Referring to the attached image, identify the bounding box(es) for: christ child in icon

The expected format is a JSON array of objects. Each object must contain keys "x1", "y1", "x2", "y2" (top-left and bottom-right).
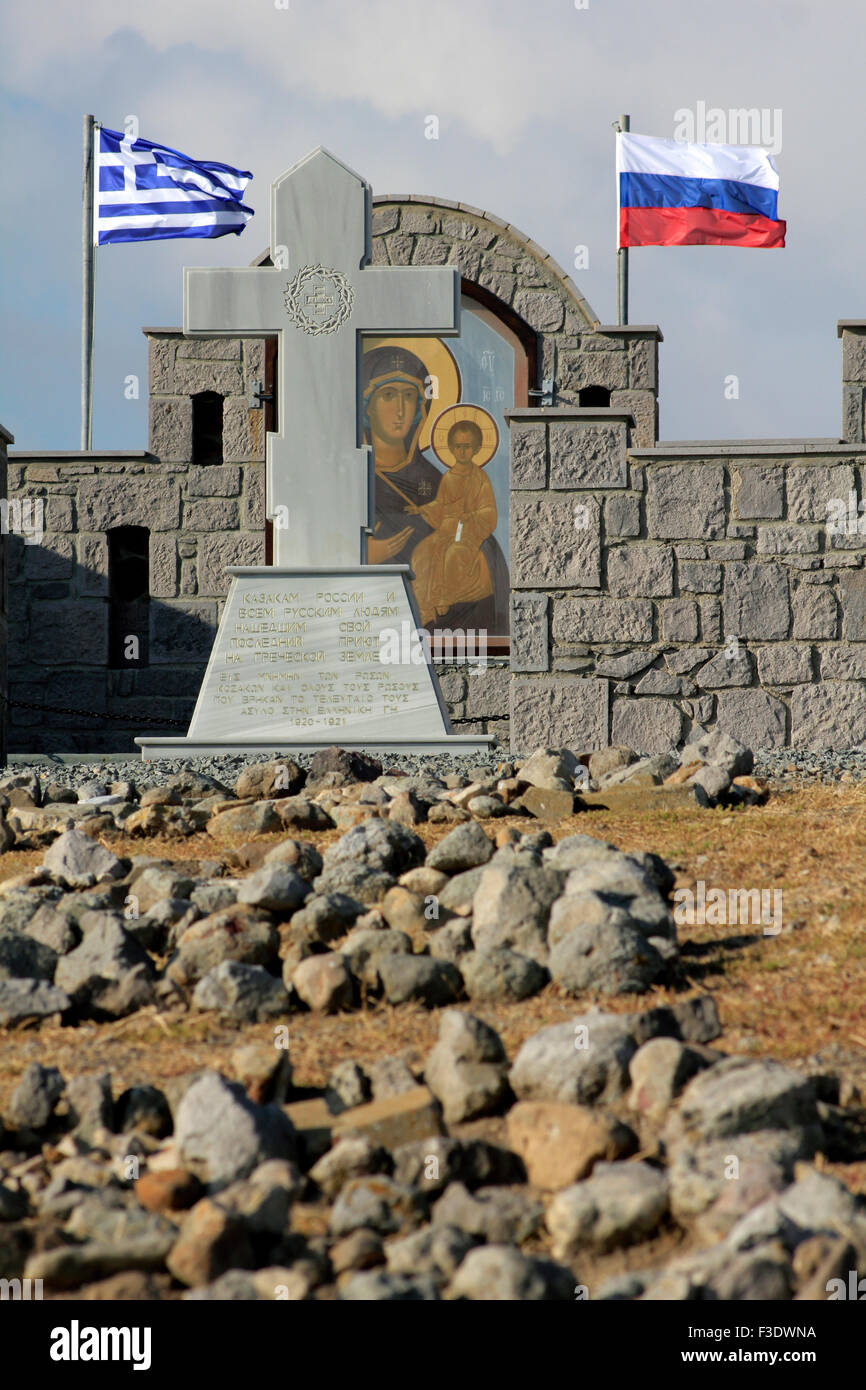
[{"x1": 406, "y1": 408, "x2": 499, "y2": 627}]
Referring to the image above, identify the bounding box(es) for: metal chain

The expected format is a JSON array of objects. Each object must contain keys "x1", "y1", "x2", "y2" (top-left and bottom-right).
[{"x1": 8, "y1": 698, "x2": 188, "y2": 729}]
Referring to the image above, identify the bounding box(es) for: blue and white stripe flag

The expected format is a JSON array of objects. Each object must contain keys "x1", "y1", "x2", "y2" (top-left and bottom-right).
[{"x1": 94, "y1": 126, "x2": 253, "y2": 245}]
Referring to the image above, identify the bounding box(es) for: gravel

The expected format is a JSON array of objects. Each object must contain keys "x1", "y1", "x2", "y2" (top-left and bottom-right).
[{"x1": 10, "y1": 753, "x2": 504, "y2": 797}]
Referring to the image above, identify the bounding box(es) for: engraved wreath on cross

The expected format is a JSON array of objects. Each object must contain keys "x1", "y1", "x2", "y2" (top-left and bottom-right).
[{"x1": 283, "y1": 263, "x2": 355, "y2": 335}]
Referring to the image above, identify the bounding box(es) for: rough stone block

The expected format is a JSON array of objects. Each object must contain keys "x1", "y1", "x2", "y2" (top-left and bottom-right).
[
  {"x1": 44, "y1": 495, "x2": 75, "y2": 533},
  {"x1": 170, "y1": 361, "x2": 244, "y2": 397},
  {"x1": 412, "y1": 237, "x2": 450, "y2": 267},
  {"x1": 149, "y1": 535, "x2": 178, "y2": 598},
  {"x1": 510, "y1": 423, "x2": 547, "y2": 489},
  {"x1": 549, "y1": 422, "x2": 628, "y2": 489},
  {"x1": 176, "y1": 338, "x2": 241, "y2": 361},
  {"x1": 24, "y1": 537, "x2": 74, "y2": 581},
  {"x1": 733, "y1": 466, "x2": 784, "y2": 520},
  {"x1": 647, "y1": 465, "x2": 726, "y2": 539},
  {"x1": 661, "y1": 599, "x2": 699, "y2": 643},
  {"x1": 512, "y1": 290, "x2": 565, "y2": 333},
  {"x1": 610, "y1": 697, "x2": 683, "y2": 753},
  {"x1": 604, "y1": 493, "x2": 641, "y2": 538},
  {"x1": 842, "y1": 332, "x2": 866, "y2": 383},
  {"x1": 821, "y1": 645, "x2": 866, "y2": 679},
  {"x1": 553, "y1": 597, "x2": 653, "y2": 644},
  {"x1": 148, "y1": 337, "x2": 177, "y2": 393},
  {"x1": 371, "y1": 207, "x2": 400, "y2": 235},
  {"x1": 787, "y1": 465, "x2": 855, "y2": 523},
  {"x1": 757, "y1": 645, "x2": 813, "y2": 685},
  {"x1": 198, "y1": 534, "x2": 265, "y2": 596},
  {"x1": 700, "y1": 598, "x2": 722, "y2": 642},
  {"x1": 607, "y1": 544, "x2": 673, "y2": 597},
  {"x1": 723, "y1": 562, "x2": 790, "y2": 640},
  {"x1": 792, "y1": 683, "x2": 866, "y2": 748},
  {"x1": 511, "y1": 594, "x2": 548, "y2": 672},
  {"x1": 30, "y1": 601, "x2": 107, "y2": 665},
  {"x1": 792, "y1": 584, "x2": 837, "y2": 639},
  {"x1": 628, "y1": 339, "x2": 657, "y2": 390},
  {"x1": 149, "y1": 398, "x2": 192, "y2": 461},
  {"x1": 715, "y1": 689, "x2": 787, "y2": 748},
  {"x1": 187, "y1": 466, "x2": 241, "y2": 498},
  {"x1": 222, "y1": 399, "x2": 262, "y2": 463},
  {"x1": 465, "y1": 666, "x2": 510, "y2": 718},
  {"x1": 560, "y1": 350, "x2": 628, "y2": 393},
  {"x1": 694, "y1": 647, "x2": 755, "y2": 688},
  {"x1": 184, "y1": 499, "x2": 240, "y2": 532},
  {"x1": 678, "y1": 560, "x2": 722, "y2": 594},
  {"x1": 244, "y1": 464, "x2": 266, "y2": 528},
  {"x1": 78, "y1": 535, "x2": 108, "y2": 596},
  {"x1": 756, "y1": 526, "x2": 821, "y2": 556},
  {"x1": 77, "y1": 477, "x2": 181, "y2": 533},
  {"x1": 842, "y1": 384, "x2": 864, "y2": 443},
  {"x1": 511, "y1": 496, "x2": 600, "y2": 588},
  {"x1": 609, "y1": 390, "x2": 658, "y2": 449},
  {"x1": 510, "y1": 677, "x2": 608, "y2": 754},
  {"x1": 841, "y1": 570, "x2": 866, "y2": 639},
  {"x1": 150, "y1": 601, "x2": 218, "y2": 664}
]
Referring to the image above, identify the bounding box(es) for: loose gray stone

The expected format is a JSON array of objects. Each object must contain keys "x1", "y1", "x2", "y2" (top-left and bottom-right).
[
  {"x1": 471, "y1": 859, "x2": 563, "y2": 964},
  {"x1": 549, "y1": 920, "x2": 666, "y2": 996},
  {"x1": 193, "y1": 960, "x2": 290, "y2": 1021},
  {"x1": 175, "y1": 1071, "x2": 296, "y2": 1189},
  {"x1": 43, "y1": 829, "x2": 126, "y2": 889},
  {"x1": 315, "y1": 819, "x2": 425, "y2": 900},
  {"x1": 459, "y1": 947, "x2": 548, "y2": 1000},
  {"x1": 236, "y1": 864, "x2": 310, "y2": 913},
  {"x1": 432, "y1": 1182, "x2": 543, "y2": 1244},
  {"x1": 547, "y1": 1161, "x2": 669, "y2": 1257},
  {"x1": 0, "y1": 926, "x2": 58, "y2": 982},
  {"x1": 55, "y1": 918, "x2": 155, "y2": 1018},
  {"x1": 375, "y1": 954, "x2": 463, "y2": 1008},
  {"x1": 6, "y1": 1063, "x2": 65, "y2": 1130},
  {"x1": 448, "y1": 1244, "x2": 574, "y2": 1301},
  {"x1": 509, "y1": 1010, "x2": 641, "y2": 1106},
  {"x1": 0, "y1": 978, "x2": 71, "y2": 1025},
  {"x1": 426, "y1": 821, "x2": 494, "y2": 874},
  {"x1": 663, "y1": 1058, "x2": 820, "y2": 1149}
]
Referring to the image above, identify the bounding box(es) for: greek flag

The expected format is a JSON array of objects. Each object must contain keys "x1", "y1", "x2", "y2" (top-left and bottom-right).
[{"x1": 95, "y1": 126, "x2": 253, "y2": 245}]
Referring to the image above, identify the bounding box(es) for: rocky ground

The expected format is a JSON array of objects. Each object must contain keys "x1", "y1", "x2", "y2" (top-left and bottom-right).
[{"x1": 0, "y1": 735, "x2": 864, "y2": 1301}]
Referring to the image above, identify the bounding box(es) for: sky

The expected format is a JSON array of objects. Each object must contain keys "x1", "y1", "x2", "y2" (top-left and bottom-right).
[{"x1": 0, "y1": 0, "x2": 862, "y2": 452}]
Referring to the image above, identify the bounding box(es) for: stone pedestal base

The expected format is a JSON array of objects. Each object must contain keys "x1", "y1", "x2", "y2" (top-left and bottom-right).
[{"x1": 136, "y1": 565, "x2": 494, "y2": 760}]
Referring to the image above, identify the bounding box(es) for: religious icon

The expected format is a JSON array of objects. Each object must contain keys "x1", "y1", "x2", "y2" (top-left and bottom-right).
[
  {"x1": 362, "y1": 335, "x2": 510, "y2": 636},
  {"x1": 406, "y1": 405, "x2": 499, "y2": 627}
]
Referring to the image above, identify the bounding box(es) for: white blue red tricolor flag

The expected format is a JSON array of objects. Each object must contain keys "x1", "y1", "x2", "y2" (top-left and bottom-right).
[
  {"x1": 617, "y1": 132, "x2": 785, "y2": 249},
  {"x1": 94, "y1": 126, "x2": 253, "y2": 245}
]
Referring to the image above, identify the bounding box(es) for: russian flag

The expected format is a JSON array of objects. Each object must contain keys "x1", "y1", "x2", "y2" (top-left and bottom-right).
[{"x1": 617, "y1": 132, "x2": 785, "y2": 249}]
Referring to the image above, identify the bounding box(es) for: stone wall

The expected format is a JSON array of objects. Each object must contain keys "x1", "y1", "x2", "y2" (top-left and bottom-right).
[
  {"x1": 7, "y1": 332, "x2": 265, "y2": 752},
  {"x1": 0, "y1": 423, "x2": 9, "y2": 765},
  {"x1": 508, "y1": 349, "x2": 866, "y2": 753}
]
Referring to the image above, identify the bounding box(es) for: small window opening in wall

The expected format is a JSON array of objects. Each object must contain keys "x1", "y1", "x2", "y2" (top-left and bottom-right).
[
  {"x1": 109, "y1": 526, "x2": 149, "y2": 669},
  {"x1": 192, "y1": 390, "x2": 224, "y2": 464},
  {"x1": 579, "y1": 385, "x2": 612, "y2": 407}
]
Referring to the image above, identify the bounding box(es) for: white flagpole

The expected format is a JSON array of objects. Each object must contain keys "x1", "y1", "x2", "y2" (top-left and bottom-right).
[
  {"x1": 80, "y1": 113, "x2": 96, "y2": 449},
  {"x1": 615, "y1": 112, "x2": 629, "y2": 326}
]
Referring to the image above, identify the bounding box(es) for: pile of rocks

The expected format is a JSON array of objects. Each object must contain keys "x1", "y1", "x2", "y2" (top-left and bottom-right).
[
  {"x1": 0, "y1": 783, "x2": 689, "y2": 1031},
  {"x1": 2, "y1": 736, "x2": 836, "y2": 1303},
  {"x1": 0, "y1": 732, "x2": 764, "y2": 860},
  {"x1": 2, "y1": 996, "x2": 864, "y2": 1300}
]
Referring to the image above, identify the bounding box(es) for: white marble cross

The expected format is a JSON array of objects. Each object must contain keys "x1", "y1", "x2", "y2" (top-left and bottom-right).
[{"x1": 184, "y1": 147, "x2": 460, "y2": 567}]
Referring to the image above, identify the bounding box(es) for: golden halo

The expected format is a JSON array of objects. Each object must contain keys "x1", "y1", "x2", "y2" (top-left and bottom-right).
[
  {"x1": 431, "y1": 404, "x2": 499, "y2": 469},
  {"x1": 363, "y1": 336, "x2": 461, "y2": 451}
]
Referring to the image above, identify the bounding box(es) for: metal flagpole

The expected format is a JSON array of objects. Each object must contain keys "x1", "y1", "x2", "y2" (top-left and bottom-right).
[
  {"x1": 80, "y1": 113, "x2": 96, "y2": 450},
  {"x1": 615, "y1": 112, "x2": 629, "y2": 326}
]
